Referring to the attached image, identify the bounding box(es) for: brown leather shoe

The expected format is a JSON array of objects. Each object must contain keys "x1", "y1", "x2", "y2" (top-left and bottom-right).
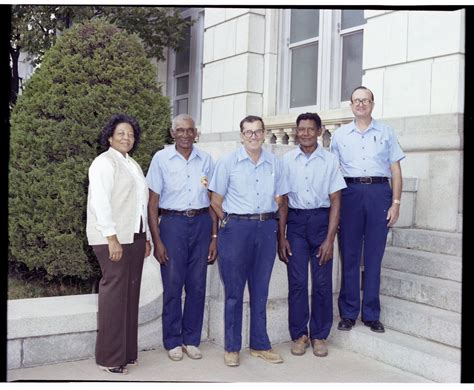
[
  {"x1": 250, "y1": 348, "x2": 283, "y2": 363},
  {"x1": 224, "y1": 351, "x2": 240, "y2": 367},
  {"x1": 312, "y1": 339, "x2": 328, "y2": 357},
  {"x1": 291, "y1": 335, "x2": 310, "y2": 356}
]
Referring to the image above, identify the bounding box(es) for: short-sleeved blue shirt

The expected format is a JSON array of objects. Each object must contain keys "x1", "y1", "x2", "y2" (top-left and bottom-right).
[
  {"x1": 283, "y1": 145, "x2": 347, "y2": 209},
  {"x1": 208, "y1": 146, "x2": 289, "y2": 214},
  {"x1": 146, "y1": 145, "x2": 214, "y2": 210},
  {"x1": 330, "y1": 119, "x2": 405, "y2": 177}
]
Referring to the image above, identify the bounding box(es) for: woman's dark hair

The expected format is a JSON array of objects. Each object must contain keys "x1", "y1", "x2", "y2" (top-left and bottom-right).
[
  {"x1": 296, "y1": 112, "x2": 322, "y2": 129},
  {"x1": 100, "y1": 114, "x2": 141, "y2": 154}
]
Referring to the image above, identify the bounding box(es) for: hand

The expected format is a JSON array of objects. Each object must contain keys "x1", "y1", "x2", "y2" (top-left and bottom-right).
[
  {"x1": 278, "y1": 237, "x2": 292, "y2": 263},
  {"x1": 316, "y1": 239, "x2": 333, "y2": 266},
  {"x1": 207, "y1": 237, "x2": 217, "y2": 263},
  {"x1": 386, "y1": 204, "x2": 400, "y2": 227},
  {"x1": 145, "y1": 240, "x2": 151, "y2": 258},
  {"x1": 107, "y1": 236, "x2": 123, "y2": 262},
  {"x1": 153, "y1": 240, "x2": 169, "y2": 265}
]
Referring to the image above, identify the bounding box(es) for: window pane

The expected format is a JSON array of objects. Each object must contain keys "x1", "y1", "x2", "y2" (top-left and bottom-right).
[
  {"x1": 341, "y1": 31, "x2": 363, "y2": 101},
  {"x1": 175, "y1": 20, "x2": 191, "y2": 75},
  {"x1": 290, "y1": 9, "x2": 319, "y2": 43},
  {"x1": 176, "y1": 75, "x2": 189, "y2": 96},
  {"x1": 290, "y1": 43, "x2": 318, "y2": 108},
  {"x1": 176, "y1": 98, "x2": 188, "y2": 115},
  {"x1": 341, "y1": 10, "x2": 366, "y2": 30}
]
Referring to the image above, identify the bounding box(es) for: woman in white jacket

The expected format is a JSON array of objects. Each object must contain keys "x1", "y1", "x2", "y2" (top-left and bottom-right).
[{"x1": 87, "y1": 114, "x2": 151, "y2": 374}]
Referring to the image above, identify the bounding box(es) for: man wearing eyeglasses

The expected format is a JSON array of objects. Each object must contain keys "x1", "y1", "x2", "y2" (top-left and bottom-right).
[
  {"x1": 146, "y1": 114, "x2": 218, "y2": 362},
  {"x1": 331, "y1": 86, "x2": 405, "y2": 334},
  {"x1": 278, "y1": 112, "x2": 346, "y2": 358},
  {"x1": 209, "y1": 115, "x2": 289, "y2": 367}
]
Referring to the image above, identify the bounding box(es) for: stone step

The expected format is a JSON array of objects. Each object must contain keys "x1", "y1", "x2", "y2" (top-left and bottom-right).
[
  {"x1": 380, "y1": 295, "x2": 461, "y2": 348},
  {"x1": 380, "y1": 268, "x2": 461, "y2": 313},
  {"x1": 391, "y1": 228, "x2": 462, "y2": 256},
  {"x1": 328, "y1": 320, "x2": 460, "y2": 382},
  {"x1": 383, "y1": 246, "x2": 461, "y2": 282}
]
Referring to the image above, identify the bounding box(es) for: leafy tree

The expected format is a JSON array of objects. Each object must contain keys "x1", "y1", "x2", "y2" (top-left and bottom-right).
[
  {"x1": 9, "y1": 19, "x2": 171, "y2": 286},
  {"x1": 10, "y1": 5, "x2": 192, "y2": 105}
]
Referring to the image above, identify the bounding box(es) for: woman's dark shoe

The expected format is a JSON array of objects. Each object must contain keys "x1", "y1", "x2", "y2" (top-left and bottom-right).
[
  {"x1": 126, "y1": 359, "x2": 137, "y2": 366},
  {"x1": 99, "y1": 365, "x2": 128, "y2": 374}
]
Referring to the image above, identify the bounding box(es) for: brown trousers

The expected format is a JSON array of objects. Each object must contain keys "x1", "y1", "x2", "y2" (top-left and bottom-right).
[{"x1": 93, "y1": 232, "x2": 146, "y2": 367}]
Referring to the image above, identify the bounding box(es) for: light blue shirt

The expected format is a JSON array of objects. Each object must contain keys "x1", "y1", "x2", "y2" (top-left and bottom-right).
[
  {"x1": 209, "y1": 146, "x2": 289, "y2": 214},
  {"x1": 283, "y1": 145, "x2": 347, "y2": 209},
  {"x1": 330, "y1": 119, "x2": 405, "y2": 177},
  {"x1": 146, "y1": 145, "x2": 214, "y2": 211}
]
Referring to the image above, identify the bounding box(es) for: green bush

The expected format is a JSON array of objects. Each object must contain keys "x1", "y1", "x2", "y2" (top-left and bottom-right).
[{"x1": 9, "y1": 19, "x2": 170, "y2": 285}]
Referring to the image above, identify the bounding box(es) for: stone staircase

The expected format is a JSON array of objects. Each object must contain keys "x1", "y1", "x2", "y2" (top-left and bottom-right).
[{"x1": 329, "y1": 227, "x2": 462, "y2": 383}]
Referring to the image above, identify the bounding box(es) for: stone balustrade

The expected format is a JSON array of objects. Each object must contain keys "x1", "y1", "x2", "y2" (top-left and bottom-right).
[{"x1": 263, "y1": 111, "x2": 354, "y2": 147}]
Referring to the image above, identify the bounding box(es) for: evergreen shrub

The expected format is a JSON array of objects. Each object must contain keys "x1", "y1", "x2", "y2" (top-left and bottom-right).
[{"x1": 9, "y1": 19, "x2": 170, "y2": 285}]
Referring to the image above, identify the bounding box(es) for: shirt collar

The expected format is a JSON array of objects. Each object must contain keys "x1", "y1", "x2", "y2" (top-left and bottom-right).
[
  {"x1": 237, "y1": 145, "x2": 270, "y2": 166},
  {"x1": 345, "y1": 118, "x2": 382, "y2": 134},
  {"x1": 168, "y1": 144, "x2": 200, "y2": 161},
  {"x1": 294, "y1": 144, "x2": 325, "y2": 161}
]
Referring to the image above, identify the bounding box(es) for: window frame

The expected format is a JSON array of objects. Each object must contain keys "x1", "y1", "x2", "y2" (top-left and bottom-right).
[
  {"x1": 278, "y1": 9, "x2": 366, "y2": 114},
  {"x1": 167, "y1": 8, "x2": 204, "y2": 123}
]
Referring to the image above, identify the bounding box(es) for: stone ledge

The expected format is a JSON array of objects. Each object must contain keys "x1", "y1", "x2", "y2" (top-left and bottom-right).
[{"x1": 7, "y1": 255, "x2": 163, "y2": 369}]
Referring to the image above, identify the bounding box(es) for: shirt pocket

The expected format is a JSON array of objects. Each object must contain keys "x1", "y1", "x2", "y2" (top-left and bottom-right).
[
  {"x1": 229, "y1": 167, "x2": 249, "y2": 196},
  {"x1": 166, "y1": 168, "x2": 186, "y2": 192},
  {"x1": 259, "y1": 168, "x2": 276, "y2": 197},
  {"x1": 338, "y1": 142, "x2": 354, "y2": 163}
]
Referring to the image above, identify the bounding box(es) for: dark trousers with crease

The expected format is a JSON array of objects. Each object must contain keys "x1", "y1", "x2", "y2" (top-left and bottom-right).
[
  {"x1": 93, "y1": 232, "x2": 146, "y2": 367},
  {"x1": 338, "y1": 182, "x2": 392, "y2": 322},
  {"x1": 159, "y1": 213, "x2": 212, "y2": 350},
  {"x1": 287, "y1": 208, "x2": 333, "y2": 341}
]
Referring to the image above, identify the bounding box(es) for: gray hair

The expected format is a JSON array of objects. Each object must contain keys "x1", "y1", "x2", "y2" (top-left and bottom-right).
[{"x1": 172, "y1": 114, "x2": 195, "y2": 130}]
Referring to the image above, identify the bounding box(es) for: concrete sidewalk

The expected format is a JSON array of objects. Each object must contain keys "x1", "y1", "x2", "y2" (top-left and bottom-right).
[{"x1": 7, "y1": 341, "x2": 431, "y2": 382}]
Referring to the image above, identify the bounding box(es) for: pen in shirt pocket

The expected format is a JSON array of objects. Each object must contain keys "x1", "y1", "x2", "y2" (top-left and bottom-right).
[{"x1": 374, "y1": 136, "x2": 376, "y2": 143}]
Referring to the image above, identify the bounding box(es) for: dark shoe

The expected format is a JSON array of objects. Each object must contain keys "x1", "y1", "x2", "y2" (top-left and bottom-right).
[
  {"x1": 363, "y1": 320, "x2": 385, "y2": 333},
  {"x1": 99, "y1": 365, "x2": 128, "y2": 374},
  {"x1": 337, "y1": 318, "x2": 355, "y2": 331},
  {"x1": 126, "y1": 359, "x2": 137, "y2": 366}
]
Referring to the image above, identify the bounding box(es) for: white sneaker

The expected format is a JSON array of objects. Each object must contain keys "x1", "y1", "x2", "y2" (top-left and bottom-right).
[
  {"x1": 168, "y1": 346, "x2": 183, "y2": 361},
  {"x1": 183, "y1": 345, "x2": 202, "y2": 359}
]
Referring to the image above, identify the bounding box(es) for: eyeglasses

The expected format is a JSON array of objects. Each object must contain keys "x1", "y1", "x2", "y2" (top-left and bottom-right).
[
  {"x1": 296, "y1": 127, "x2": 318, "y2": 134},
  {"x1": 352, "y1": 98, "x2": 372, "y2": 106},
  {"x1": 174, "y1": 127, "x2": 196, "y2": 136},
  {"x1": 242, "y1": 129, "x2": 265, "y2": 138}
]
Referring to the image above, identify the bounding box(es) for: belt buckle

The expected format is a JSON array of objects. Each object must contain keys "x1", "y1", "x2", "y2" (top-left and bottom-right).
[
  {"x1": 360, "y1": 176, "x2": 372, "y2": 184},
  {"x1": 259, "y1": 213, "x2": 265, "y2": 221},
  {"x1": 185, "y1": 209, "x2": 196, "y2": 217}
]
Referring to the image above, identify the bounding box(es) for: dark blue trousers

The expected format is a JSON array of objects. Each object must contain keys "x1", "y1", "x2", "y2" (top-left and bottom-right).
[
  {"x1": 217, "y1": 217, "x2": 278, "y2": 352},
  {"x1": 287, "y1": 208, "x2": 333, "y2": 341},
  {"x1": 159, "y1": 213, "x2": 211, "y2": 350},
  {"x1": 338, "y1": 182, "x2": 392, "y2": 321}
]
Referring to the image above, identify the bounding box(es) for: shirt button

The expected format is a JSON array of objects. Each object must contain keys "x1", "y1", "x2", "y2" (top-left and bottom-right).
[
  {"x1": 362, "y1": 147, "x2": 365, "y2": 150},
  {"x1": 257, "y1": 193, "x2": 259, "y2": 195},
  {"x1": 256, "y1": 179, "x2": 259, "y2": 182},
  {"x1": 305, "y1": 177, "x2": 308, "y2": 179},
  {"x1": 187, "y1": 175, "x2": 190, "y2": 178}
]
